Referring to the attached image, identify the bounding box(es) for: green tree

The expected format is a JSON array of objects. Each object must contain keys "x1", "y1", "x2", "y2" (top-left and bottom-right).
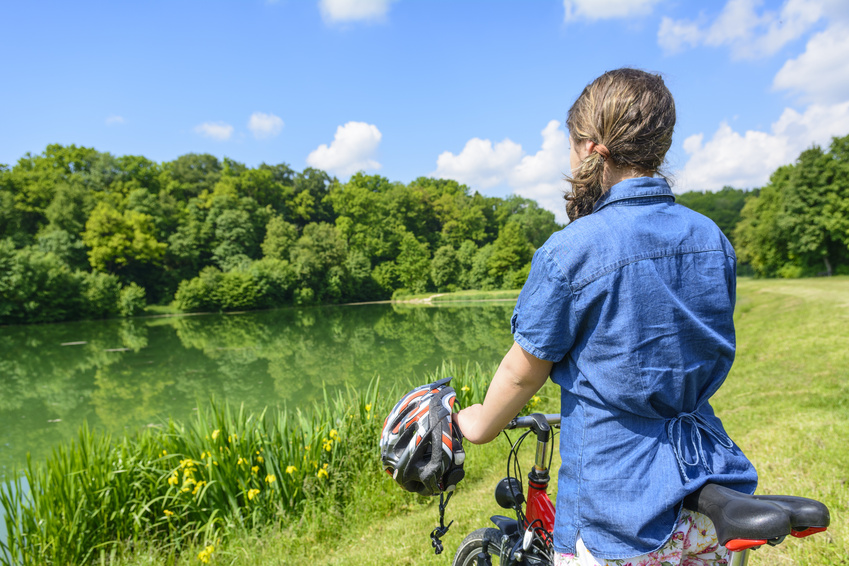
[
  {"x1": 488, "y1": 221, "x2": 533, "y2": 287},
  {"x1": 506, "y1": 196, "x2": 562, "y2": 248},
  {"x1": 212, "y1": 208, "x2": 259, "y2": 271},
  {"x1": 780, "y1": 144, "x2": 849, "y2": 275},
  {"x1": 82, "y1": 202, "x2": 167, "y2": 279},
  {"x1": 469, "y1": 243, "x2": 497, "y2": 290},
  {"x1": 395, "y1": 232, "x2": 431, "y2": 294},
  {"x1": 160, "y1": 153, "x2": 222, "y2": 201},
  {"x1": 261, "y1": 216, "x2": 299, "y2": 260},
  {"x1": 735, "y1": 169, "x2": 793, "y2": 277},
  {"x1": 431, "y1": 245, "x2": 459, "y2": 291},
  {"x1": 289, "y1": 222, "x2": 348, "y2": 302}
]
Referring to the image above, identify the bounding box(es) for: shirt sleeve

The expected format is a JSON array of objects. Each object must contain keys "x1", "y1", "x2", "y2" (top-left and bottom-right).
[{"x1": 511, "y1": 247, "x2": 576, "y2": 363}]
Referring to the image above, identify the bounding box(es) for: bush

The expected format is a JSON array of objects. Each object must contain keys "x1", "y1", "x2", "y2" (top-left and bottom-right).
[
  {"x1": 172, "y1": 261, "x2": 297, "y2": 313},
  {"x1": 0, "y1": 240, "x2": 83, "y2": 324},
  {"x1": 172, "y1": 267, "x2": 221, "y2": 312},
  {"x1": 119, "y1": 282, "x2": 147, "y2": 317},
  {"x1": 79, "y1": 270, "x2": 121, "y2": 319}
]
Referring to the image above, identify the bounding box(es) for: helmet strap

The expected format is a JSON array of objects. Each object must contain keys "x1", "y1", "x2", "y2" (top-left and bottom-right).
[{"x1": 429, "y1": 490, "x2": 454, "y2": 554}]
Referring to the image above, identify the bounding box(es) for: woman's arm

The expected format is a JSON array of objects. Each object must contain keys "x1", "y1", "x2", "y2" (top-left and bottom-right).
[{"x1": 455, "y1": 342, "x2": 553, "y2": 444}]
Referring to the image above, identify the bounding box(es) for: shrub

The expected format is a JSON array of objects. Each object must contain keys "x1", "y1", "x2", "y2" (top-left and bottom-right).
[
  {"x1": 119, "y1": 282, "x2": 147, "y2": 317},
  {"x1": 79, "y1": 270, "x2": 121, "y2": 319}
]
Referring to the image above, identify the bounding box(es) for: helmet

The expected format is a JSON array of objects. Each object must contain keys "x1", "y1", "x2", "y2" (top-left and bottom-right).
[{"x1": 380, "y1": 377, "x2": 466, "y2": 496}]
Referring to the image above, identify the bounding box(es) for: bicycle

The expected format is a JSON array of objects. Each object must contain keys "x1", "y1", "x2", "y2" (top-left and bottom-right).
[{"x1": 452, "y1": 413, "x2": 831, "y2": 566}]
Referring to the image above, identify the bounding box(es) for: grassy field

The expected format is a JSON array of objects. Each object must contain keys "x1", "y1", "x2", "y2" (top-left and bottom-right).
[{"x1": 10, "y1": 278, "x2": 849, "y2": 565}]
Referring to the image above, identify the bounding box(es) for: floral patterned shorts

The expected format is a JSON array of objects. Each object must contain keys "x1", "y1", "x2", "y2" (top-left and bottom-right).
[{"x1": 554, "y1": 509, "x2": 733, "y2": 566}]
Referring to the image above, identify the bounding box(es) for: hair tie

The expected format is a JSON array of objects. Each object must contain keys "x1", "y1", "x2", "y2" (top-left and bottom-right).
[{"x1": 593, "y1": 144, "x2": 611, "y2": 161}]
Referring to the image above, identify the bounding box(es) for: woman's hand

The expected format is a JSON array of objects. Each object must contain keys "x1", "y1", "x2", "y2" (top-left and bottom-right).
[
  {"x1": 454, "y1": 403, "x2": 487, "y2": 444},
  {"x1": 453, "y1": 342, "x2": 552, "y2": 445}
]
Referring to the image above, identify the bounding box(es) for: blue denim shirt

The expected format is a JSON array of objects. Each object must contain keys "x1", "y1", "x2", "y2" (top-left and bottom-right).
[{"x1": 511, "y1": 177, "x2": 757, "y2": 559}]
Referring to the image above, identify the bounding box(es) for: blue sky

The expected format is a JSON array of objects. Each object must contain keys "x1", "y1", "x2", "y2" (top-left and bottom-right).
[{"x1": 3, "y1": 0, "x2": 849, "y2": 222}]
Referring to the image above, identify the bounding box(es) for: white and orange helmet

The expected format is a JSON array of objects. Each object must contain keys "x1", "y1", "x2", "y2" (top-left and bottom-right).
[{"x1": 379, "y1": 377, "x2": 465, "y2": 496}]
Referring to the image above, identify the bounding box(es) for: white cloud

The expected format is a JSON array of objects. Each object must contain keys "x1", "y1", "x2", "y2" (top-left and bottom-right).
[
  {"x1": 306, "y1": 121, "x2": 382, "y2": 176},
  {"x1": 319, "y1": 0, "x2": 397, "y2": 23},
  {"x1": 773, "y1": 24, "x2": 849, "y2": 103},
  {"x1": 105, "y1": 115, "x2": 125, "y2": 126},
  {"x1": 433, "y1": 120, "x2": 572, "y2": 223},
  {"x1": 433, "y1": 138, "x2": 524, "y2": 189},
  {"x1": 676, "y1": 101, "x2": 849, "y2": 191},
  {"x1": 194, "y1": 122, "x2": 234, "y2": 141},
  {"x1": 658, "y1": 0, "x2": 827, "y2": 59},
  {"x1": 248, "y1": 112, "x2": 284, "y2": 139},
  {"x1": 564, "y1": 0, "x2": 662, "y2": 21}
]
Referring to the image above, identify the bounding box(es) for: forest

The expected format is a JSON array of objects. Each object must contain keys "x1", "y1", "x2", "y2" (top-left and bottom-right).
[
  {"x1": 0, "y1": 145, "x2": 560, "y2": 324},
  {"x1": 2, "y1": 134, "x2": 848, "y2": 325}
]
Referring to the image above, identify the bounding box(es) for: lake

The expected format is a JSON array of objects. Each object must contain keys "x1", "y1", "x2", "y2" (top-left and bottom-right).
[{"x1": 0, "y1": 301, "x2": 516, "y2": 480}]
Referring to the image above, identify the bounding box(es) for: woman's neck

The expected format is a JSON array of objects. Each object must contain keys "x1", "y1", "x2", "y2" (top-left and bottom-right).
[{"x1": 603, "y1": 163, "x2": 653, "y2": 190}]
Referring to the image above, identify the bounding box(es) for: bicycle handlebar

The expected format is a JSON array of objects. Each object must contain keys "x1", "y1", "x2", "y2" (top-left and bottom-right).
[{"x1": 506, "y1": 413, "x2": 561, "y2": 430}]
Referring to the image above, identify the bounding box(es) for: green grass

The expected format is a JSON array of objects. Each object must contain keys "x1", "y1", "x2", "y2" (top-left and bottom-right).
[
  {"x1": 5, "y1": 278, "x2": 848, "y2": 565},
  {"x1": 391, "y1": 289, "x2": 522, "y2": 303},
  {"x1": 143, "y1": 304, "x2": 186, "y2": 316},
  {"x1": 430, "y1": 289, "x2": 521, "y2": 302}
]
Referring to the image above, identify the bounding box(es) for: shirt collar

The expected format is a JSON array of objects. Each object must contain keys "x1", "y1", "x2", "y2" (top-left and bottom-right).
[{"x1": 592, "y1": 176, "x2": 675, "y2": 213}]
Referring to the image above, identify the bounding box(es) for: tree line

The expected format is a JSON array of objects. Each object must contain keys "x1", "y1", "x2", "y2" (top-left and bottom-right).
[
  {"x1": 3, "y1": 135, "x2": 847, "y2": 325},
  {"x1": 0, "y1": 145, "x2": 560, "y2": 324},
  {"x1": 669, "y1": 134, "x2": 849, "y2": 278}
]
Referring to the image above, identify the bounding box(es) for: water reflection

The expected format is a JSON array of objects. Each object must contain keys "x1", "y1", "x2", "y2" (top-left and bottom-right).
[{"x1": 0, "y1": 301, "x2": 515, "y2": 479}]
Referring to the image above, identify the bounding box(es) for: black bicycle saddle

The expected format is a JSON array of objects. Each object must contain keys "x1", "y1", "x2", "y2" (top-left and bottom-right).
[{"x1": 683, "y1": 483, "x2": 830, "y2": 550}]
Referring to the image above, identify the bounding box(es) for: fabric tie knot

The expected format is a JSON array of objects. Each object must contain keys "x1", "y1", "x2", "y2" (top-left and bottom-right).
[{"x1": 667, "y1": 412, "x2": 733, "y2": 481}]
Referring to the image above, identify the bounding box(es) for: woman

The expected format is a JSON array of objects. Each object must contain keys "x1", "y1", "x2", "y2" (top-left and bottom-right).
[{"x1": 455, "y1": 68, "x2": 757, "y2": 565}]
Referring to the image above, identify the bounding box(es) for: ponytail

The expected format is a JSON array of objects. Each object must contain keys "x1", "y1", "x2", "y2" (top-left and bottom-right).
[{"x1": 564, "y1": 69, "x2": 675, "y2": 222}]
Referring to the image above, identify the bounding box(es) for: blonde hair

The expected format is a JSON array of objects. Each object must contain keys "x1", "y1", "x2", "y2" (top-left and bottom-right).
[{"x1": 565, "y1": 68, "x2": 676, "y2": 221}]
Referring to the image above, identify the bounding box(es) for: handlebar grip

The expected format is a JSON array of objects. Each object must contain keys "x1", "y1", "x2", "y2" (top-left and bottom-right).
[{"x1": 505, "y1": 413, "x2": 561, "y2": 430}]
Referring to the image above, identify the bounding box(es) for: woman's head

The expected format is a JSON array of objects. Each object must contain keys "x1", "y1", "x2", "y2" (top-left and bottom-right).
[{"x1": 565, "y1": 68, "x2": 676, "y2": 221}]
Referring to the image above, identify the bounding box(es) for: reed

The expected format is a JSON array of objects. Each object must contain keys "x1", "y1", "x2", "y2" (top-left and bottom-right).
[{"x1": 0, "y1": 362, "x2": 501, "y2": 565}]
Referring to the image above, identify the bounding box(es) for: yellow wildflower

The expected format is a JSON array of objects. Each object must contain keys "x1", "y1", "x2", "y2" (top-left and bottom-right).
[
  {"x1": 237, "y1": 457, "x2": 245, "y2": 466},
  {"x1": 322, "y1": 438, "x2": 333, "y2": 452},
  {"x1": 286, "y1": 465, "x2": 297, "y2": 474},
  {"x1": 161, "y1": 449, "x2": 168, "y2": 456},
  {"x1": 257, "y1": 455, "x2": 264, "y2": 463},
  {"x1": 168, "y1": 474, "x2": 179, "y2": 486},
  {"x1": 329, "y1": 429, "x2": 338, "y2": 440},
  {"x1": 192, "y1": 481, "x2": 206, "y2": 495},
  {"x1": 198, "y1": 544, "x2": 215, "y2": 563},
  {"x1": 323, "y1": 463, "x2": 329, "y2": 469},
  {"x1": 265, "y1": 474, "x2": 276, "y2": 484},
  {"x1": 163, "y1": 509, "x2": 174, "y2": 517},
  {"x1": 247, "y1": 488, "x2": 260, "y2": 501},
  {"x1": 461, "y1": 386, "x2": 470, "y2": 392},
  {"x1": 317, "y1": 468, "x2": 328, "y2": 479},
  {"x1": 365, "y1": 403, "x2": 371, "y2": 412},
  {"x1": 211, "y1": 429, "x2": 220, "y2": 440},
  {"x1": 251, "y1": 466, "x2": 259, "y2": 474}
]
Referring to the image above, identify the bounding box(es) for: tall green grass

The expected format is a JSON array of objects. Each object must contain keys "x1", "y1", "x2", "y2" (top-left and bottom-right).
[{"x1": 0, "y1": 362, "x2": 507, "y2": 565}]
